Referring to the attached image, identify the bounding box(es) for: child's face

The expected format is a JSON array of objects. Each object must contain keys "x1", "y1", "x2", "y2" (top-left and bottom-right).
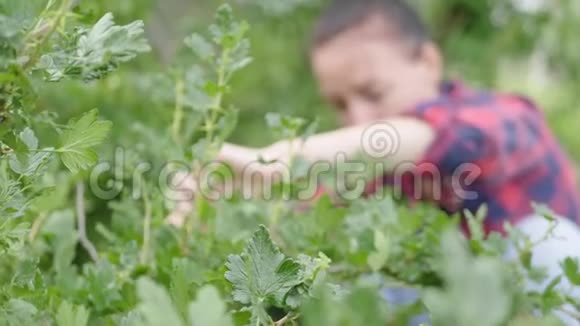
[{"x1": 312, "y1": 15, "x2": 443, "y2": 126}]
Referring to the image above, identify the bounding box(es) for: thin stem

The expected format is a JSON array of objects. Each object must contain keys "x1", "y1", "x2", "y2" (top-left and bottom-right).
[
  {"x1": 23, "y1": 0, "x2": 73, "y2": 71},
  {"x1": 268, "y1": 135, "x2": 298, "y2": 249},
  {"x1": 76, "y1": 181, "x2": 99, "y2": 262},
  {"x1": 205, "y1": 48, "x2": 229, "y2": 143},
  {"x1": 171, "y1": 77, "x2": 185, "y2": 145},
  {"x1": 140, "y1": 183, "x2": 153, "y2": 265},
  {"x1": 28, "y1": 213, "x2": 48, "y2": 242},
  {"x1": 268, "y1": 201, "x2": 287, "y2": 251},
  {"x1": 183, "y1": 165, "x2": 202, "y2": 246},
  {"x1": 274, "y1": 313, "x2": 299, "y2": 326},
  {"x1": 30, "y1": 148, "x2": 58, "y2": 153}
]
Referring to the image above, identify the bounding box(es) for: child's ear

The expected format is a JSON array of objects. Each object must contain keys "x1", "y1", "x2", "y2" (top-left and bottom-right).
[{"x1": 419, "y1": 42, "x2": 443, "y2": 77}]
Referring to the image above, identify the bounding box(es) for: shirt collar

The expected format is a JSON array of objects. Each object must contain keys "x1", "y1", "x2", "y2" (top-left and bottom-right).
[{"x1": 440, "y1": 79, "x2": 472, "y2": 99}]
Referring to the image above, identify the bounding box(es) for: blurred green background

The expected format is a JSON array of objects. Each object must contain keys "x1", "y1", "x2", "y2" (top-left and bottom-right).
[{"x1": 37, "y1": 0, "x2": 580, "y2": 165}]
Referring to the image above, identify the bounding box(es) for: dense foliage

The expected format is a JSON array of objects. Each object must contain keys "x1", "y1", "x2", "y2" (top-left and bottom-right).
[{"x1": 1, "y1": 1, "x2": 580, "y2": 325}]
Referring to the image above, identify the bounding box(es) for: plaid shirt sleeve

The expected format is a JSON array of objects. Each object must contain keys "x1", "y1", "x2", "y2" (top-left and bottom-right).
[
  {"x1": 403, "y1": 89, "x2": 546, "y2": 185},
  {"x1": 398, "y1": 82, "x2": 580, "y2": 234}
]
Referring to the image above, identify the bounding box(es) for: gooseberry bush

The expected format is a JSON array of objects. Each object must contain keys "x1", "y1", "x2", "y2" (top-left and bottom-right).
[{"x1": 1, "y1": 1, "x2": 580, "y2": 325}]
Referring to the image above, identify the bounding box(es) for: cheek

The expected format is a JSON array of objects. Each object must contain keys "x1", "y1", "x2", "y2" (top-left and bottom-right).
[
  {"x1": 389, "y1": 89, "x2": 414, "y2": 110},
  {"x1": 387, "y1": 82, "x2": 428, "y2": 114}
]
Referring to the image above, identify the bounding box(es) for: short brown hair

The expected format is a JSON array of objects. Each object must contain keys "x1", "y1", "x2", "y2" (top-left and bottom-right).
[{"x1": 312, "y1": 0, "x2": 430, "y2": 49}]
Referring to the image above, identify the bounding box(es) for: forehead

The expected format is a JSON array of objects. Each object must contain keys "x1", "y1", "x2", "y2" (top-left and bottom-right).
[
  {"x1": 313, "y1": 15, "x2": 407, "y2": 69},
  {"x1": 311, "y1": 21, "x2": 408, "y2": 93}
]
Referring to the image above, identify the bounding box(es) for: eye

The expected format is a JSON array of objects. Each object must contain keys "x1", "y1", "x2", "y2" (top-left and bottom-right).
[
  {"x1": 360, "y1": 86, "x2": 384, "y2": 104},
  {"x1": 330, "y1": 97, "x2": 346, "y2": 111}
]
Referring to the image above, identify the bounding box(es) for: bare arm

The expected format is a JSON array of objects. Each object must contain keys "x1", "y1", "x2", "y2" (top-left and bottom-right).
[
  {"x1": 166, "y1": 117, "x2": 435, "y2": 226},
  {"x1": 220, "y1": 117, "x2": 435, "y2": 174}
]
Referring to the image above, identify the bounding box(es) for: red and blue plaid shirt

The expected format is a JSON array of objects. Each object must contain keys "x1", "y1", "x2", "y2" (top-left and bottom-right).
[{"x1": 363, "y1": 80, "x2": 580, "y2": 236}]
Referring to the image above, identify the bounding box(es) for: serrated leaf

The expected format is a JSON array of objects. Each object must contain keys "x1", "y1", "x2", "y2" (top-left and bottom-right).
[
  {"x1": 188, "y1": 285, "x2": 233, "y2": 326},
  {"x1": 118, "y1": 311, "x2": 143, "y2": 326},
  {"x1": 19, "y1": 127, "x2": 37, "y2": 150},
  {"x1": 302, "y1": 284, "x2": 387, "y2": 326},
  {"x1": 38, "y1": 12, "x2": 151, "y2": 81},
  {"x1": 78, "y1": 13, "x2": 151, "y2": 63},
  {"x1": 58, "y1": 109, "x2": 112, "y2": 174},
  {"x1": 265, "y1": 113, "x2": 282, "y2": 130},
  {"x1": 136, "y1": 277, "x2": 184, "y2": 326},
  {"x1": 298, "y1": 252, "x2": 331, "y2": 281},
  {"x1": 203, "y1": 81, "x2": 221, "y2": 97},
  {"x1": 7, "y1": 127, "x2": 51, "y2": 177},
  {"x1": 170, "y1": 258, "x2": 206, "y2": 318},
  {"x1": 55, "y1": 301, "x2": 90, "y2": 326},
  {"x1": 0, "y1": 1, "x2": 40, "y2": 40},
  {"x1": 217, "y1": 108, "x2": 238, "y2": 140},
  {"x1": 225, "y1": 225, "x2": 302, "y2": 325},
  {"x1": 301, "y1": 118, "x2": 319, "y2": 142},
  {"x1": 531, "y1": 202, "x2": 557, "y2": 222},
  {"x1": 8, "y1": 151, "x2": 51, "y2": 177},
  {"x1": 422, "y1": 230, "x2": 513, "y2": 326},
  {"x1": 215, "y1": 4, "x2": 235, "y2": 35},
  {"x1": 265, "y1": 113, "x2": 310, "y2": 139},
  {"x1": 184, "y1": 33, "x2": 215, "y2": 60},
  {"x1": 0, "y1": 161, "x2": 27, "y2": 217},
  {"x1": 227, "y1": 56, "x2": 253, "y2": 75},
  {"x1": 3, "y1": 299, "x2": 38, "y2": 324},
  {"x1": 83, "y1": 260, "x2": 123, "y2": 312}
]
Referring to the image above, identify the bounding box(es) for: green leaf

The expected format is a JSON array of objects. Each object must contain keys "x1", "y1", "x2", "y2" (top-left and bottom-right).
[
  {"x1": 118, "y1": 311, "x2": 143, "y2": 326},
  {"x1": 55, "y1": 301, "x2": 90, "y2": 326},
  {"x1": 184, "y1": 33, "x2": 215, "y2": 60},
  {"x1": 83, "y1": 260, "x2": 123, "y2": 312},
  {"x1": 464, "y1": 205, "x2": 487, "y2": 242},
  {"x1": 170, "y1": 258, "x2": 206, "y2": 318},
  {"x1": 265, "y1": 112, "x2": 282, "y2": 130},
  {"x1": 214, "y1": 4, "x2": 235, "y2": 41},
  {"x1": 19, "y1": 127, "x2": 38, "y2": 150},
  {"x1": 531, "y1": 202, "x2": 557, "y2": 222},
  {"x1": 217, "y1": 107, "x2": 239, "y2": 140},
  {"x1": 561, "y1": 257, "x2": 580, "y2": 286},
  {"x1": 42, "y1": 210, "x2": 78, "y2": 275},
  {"x1": 203, "y1": 81, "x2": 221, "y2": 97},
  {"x1": 297, "y1": 252, "x2": 331, "y2": 282},
  {"x1": 3, "y1": 299, "x2": 38, "y2": 325},
  {"x1": 301, "y1": 118, "x2": 319, "y2": 142},
  {"x1": 8, "y1": 127, "x2": 51, "y2": 177},
  {"x1": 225, "y1": 225, "x2": 302, "y2": 325},
  {"x1": 0, "y1": 161, "x2": 27, "y2": 217},
  {"x1": 368, "y1": 229, "x2": 390, "y2": 272},
  {"x1": 78, "y1": 12, "x2": 151, "y2": 62},
  {"x1": 136, "y1": 277, "x2": 184, "y2": 326},
  {"x1": 8, "y1": 151, "x2": 51, "y2": 177},
  {"x1": 509, "y1": 314, "x2": 566, "y2": 326},
  {"x1": 0, "y1": 1, "x2": 40, "y2": 42},
  {"x1": 302, "y1": 284, "x2": 387, "y2": 326},
  {"x1": 188, "y1": 285, "x2": 233, "y2": 326},
  {"x1": 422, "y1": 230, "x2": 513, "y2": 326},
  {"x1": 39, "y1": 12, "x2": 151, "y2": 81},
  {"x1": 58, "y1": 109, "x2": 112, "y2": 174},
  {"x1": 265, "y1": 113, "x2": 308, "y2": 139}
]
